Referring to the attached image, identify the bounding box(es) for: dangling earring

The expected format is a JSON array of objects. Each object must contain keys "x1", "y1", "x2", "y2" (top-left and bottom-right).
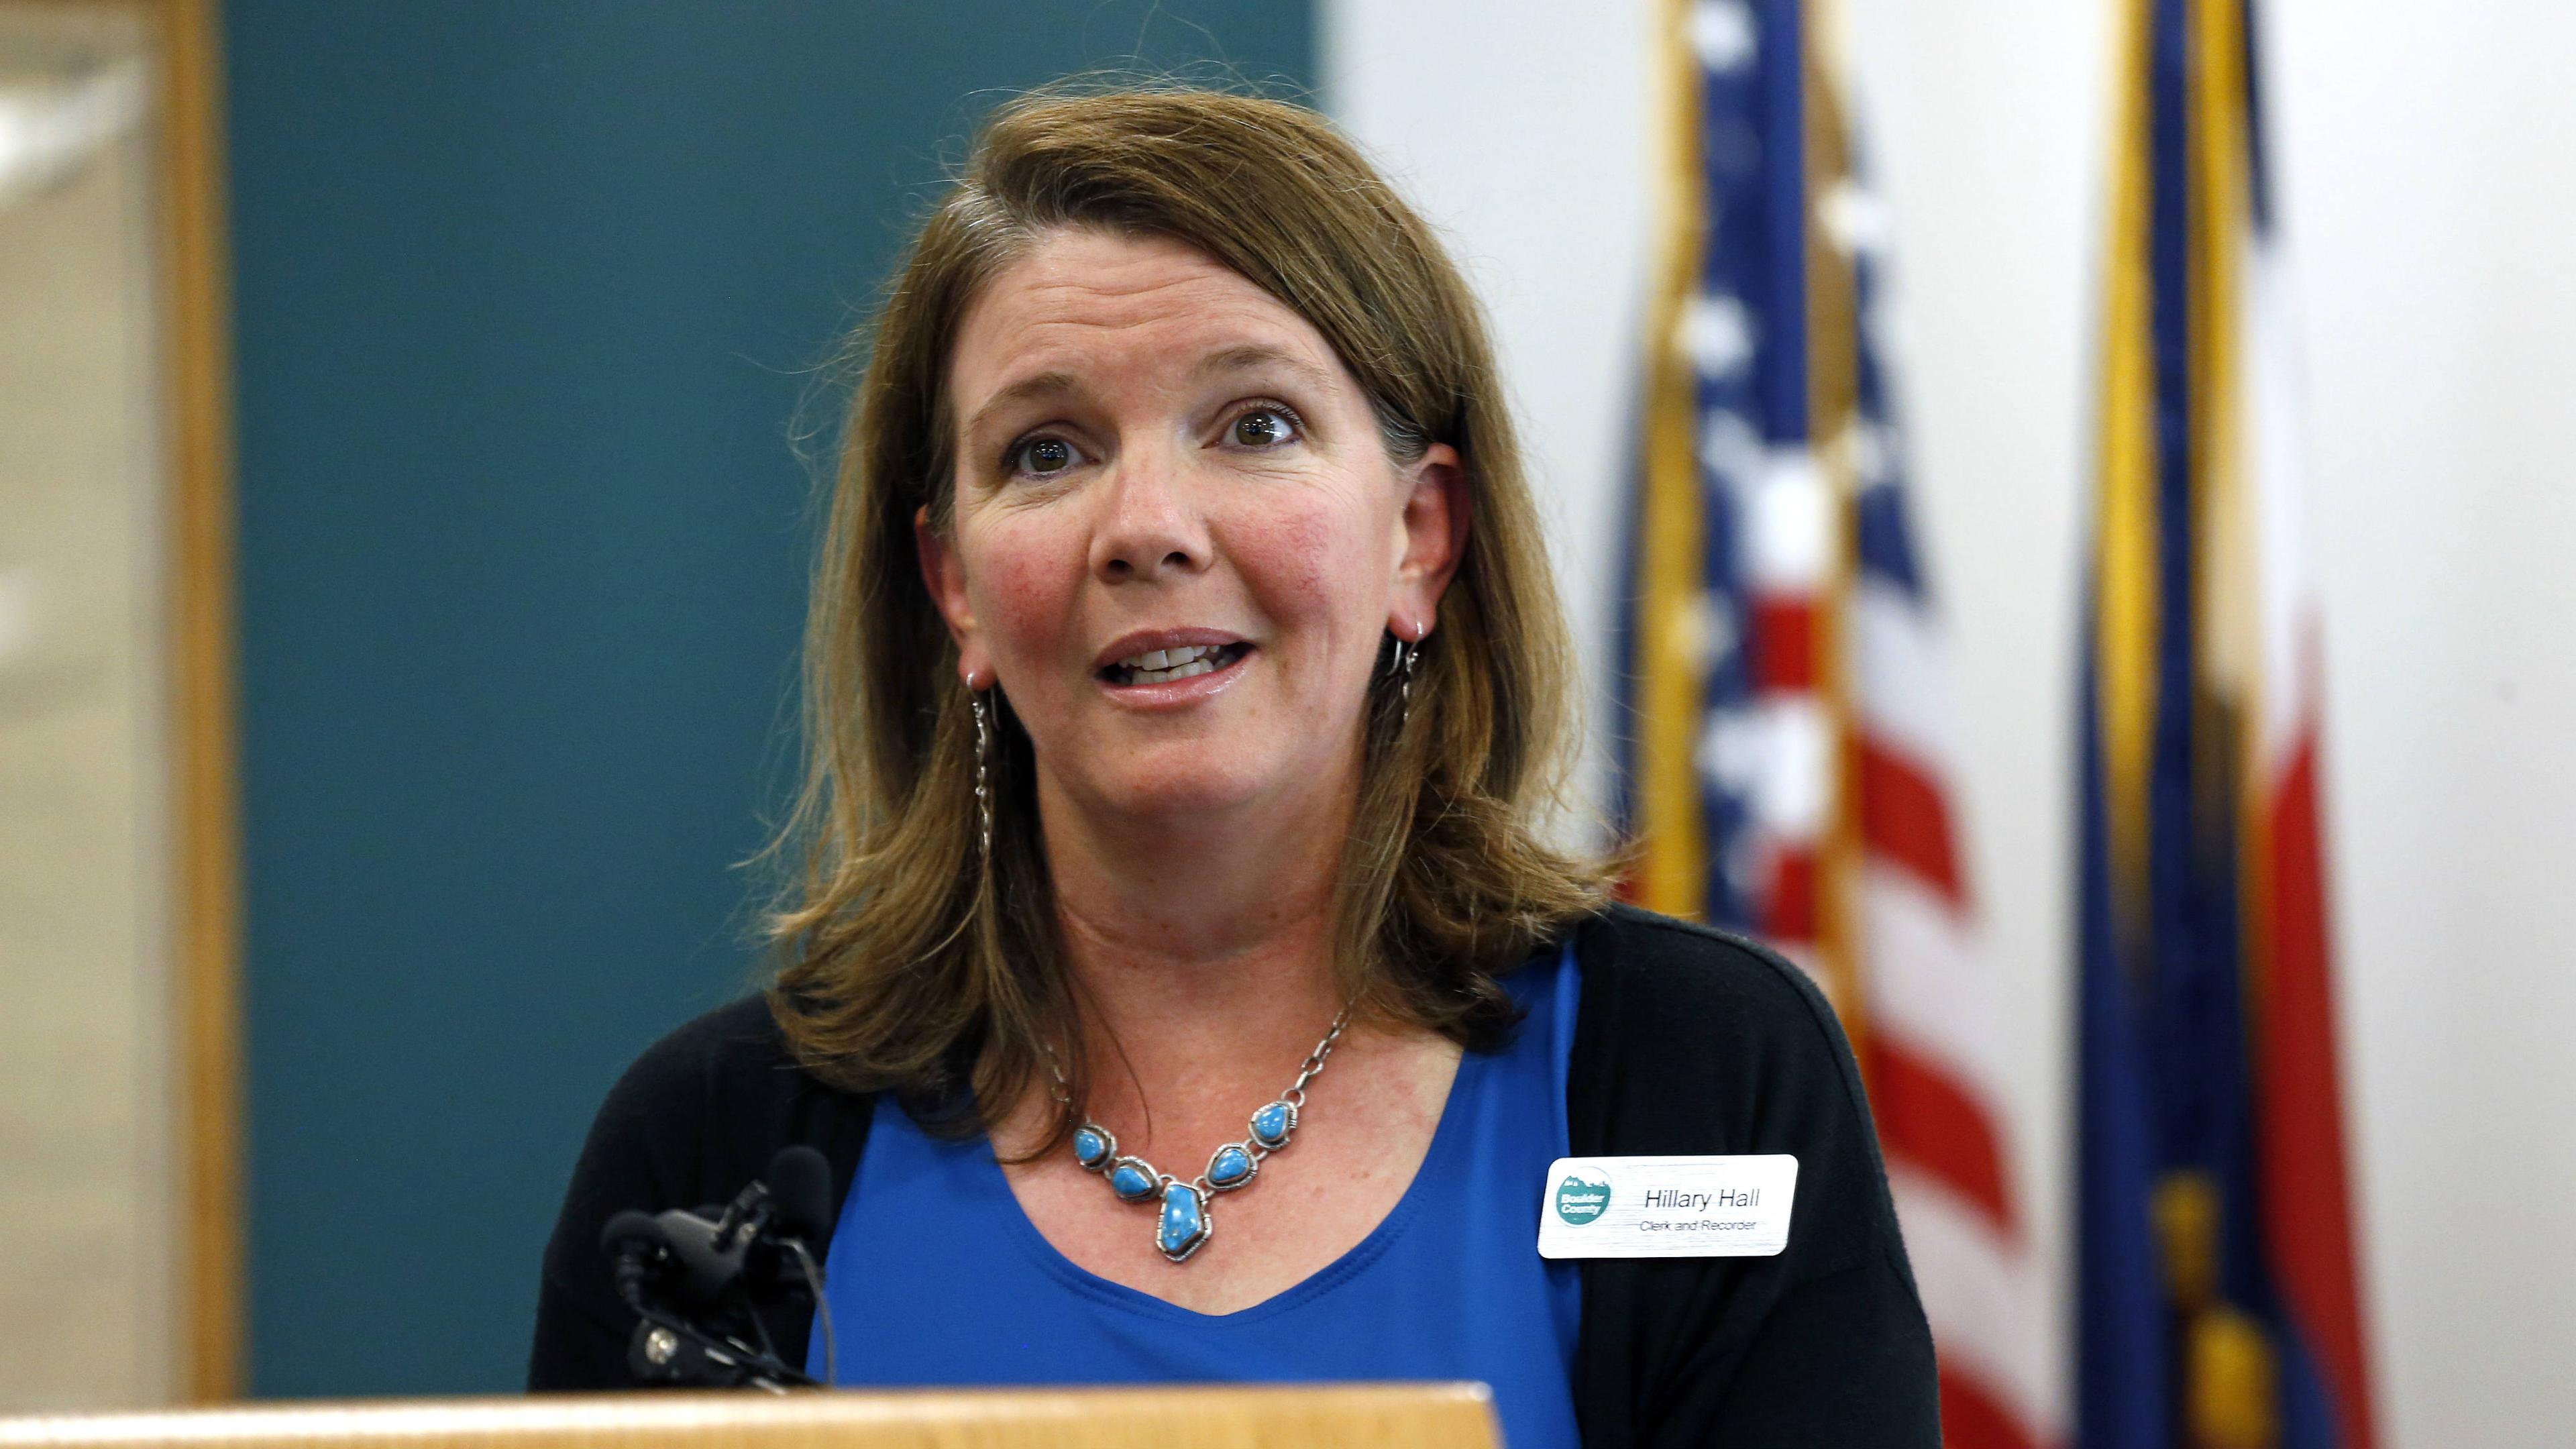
[
  {"x1": 1385, "y1": 628, "x2": 1421, "y2": 731},
  {"x1": 969, "y1": 690, "x2": 994, "y2": 864}
]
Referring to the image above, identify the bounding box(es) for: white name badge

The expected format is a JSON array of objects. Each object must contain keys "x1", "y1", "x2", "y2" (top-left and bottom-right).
[{"x1": 1536, "y1": 1155, "x2": 1799, "y2": 1259}]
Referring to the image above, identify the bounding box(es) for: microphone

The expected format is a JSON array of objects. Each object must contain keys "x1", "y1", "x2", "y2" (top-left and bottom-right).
[
  {"x1": 597, "y1": 1148, "x2": 834, "y2": 1389},
  {"x1": 765, "y1": 1146, "x2": 833, "y2": 1244},
  {"x1": 600, "y1": 1208, "x2": 666, "y2": 1297},
  {"x1": 655, "y1": 1206, "x2": 754, "y2": 1311},
  {"x1": 761, "y1": 1146, "x2": 837, "y2": 1376},
  {"x1": 600, "y1": 1208, "x2": 664, "y2": 1259}
]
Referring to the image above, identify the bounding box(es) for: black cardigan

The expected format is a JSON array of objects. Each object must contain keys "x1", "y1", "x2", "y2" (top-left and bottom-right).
[{"x1": 529, "y1": 904, "x2": 1939, "y2": 1446}]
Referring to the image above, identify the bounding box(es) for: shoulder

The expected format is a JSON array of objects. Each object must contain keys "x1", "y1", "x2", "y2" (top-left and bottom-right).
[
  {"x1": 540, "y1": 994, "x2": 871, "y2": 1304},
  {"x1": 1570, "y1": 902, "x2": 1863, "y2": 1101},
  {"x1": 1556, "y1": 909, "x2": 1934, "y2": 1437},
  {"x1": 1566, "y1": 904, "x2": 1894, "y2": 1268},
  {"x1": 558, "y1": 994, "x2": 871, "y2": 1248},
  {"x1": 1574, "y1": 902, "x2": 1839, "y2": 1013},
  {"x1": 592, "y1": 994, "x2": 800, "y2": 1136}
]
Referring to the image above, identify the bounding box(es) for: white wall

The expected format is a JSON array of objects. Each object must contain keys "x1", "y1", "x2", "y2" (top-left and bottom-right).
[{"x1": 1324, "y1": 2, "x2": 2576, "y2": 1445}]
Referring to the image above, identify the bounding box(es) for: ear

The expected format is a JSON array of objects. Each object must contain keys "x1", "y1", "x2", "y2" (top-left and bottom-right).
[
  {"x1": 1391, "y1": 443, "x2": 1469, "y2": 639},
  {"x1": 915, "y1": 504, "x2": 995, "y2": 688}
]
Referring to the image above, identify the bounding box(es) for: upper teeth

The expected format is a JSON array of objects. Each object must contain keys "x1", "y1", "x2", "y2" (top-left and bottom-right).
[{"x1": 1118, "y1": 644, "x2": 1223, "y2": 672}]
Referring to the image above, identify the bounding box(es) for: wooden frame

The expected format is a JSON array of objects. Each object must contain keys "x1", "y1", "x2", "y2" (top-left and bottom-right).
[
  {"x1": 154, "y1": 0, "x2": 244, "y2": 1402},
  {"x1": 0, "y1": 1386, "x2": 1503, "y2": 1449}
]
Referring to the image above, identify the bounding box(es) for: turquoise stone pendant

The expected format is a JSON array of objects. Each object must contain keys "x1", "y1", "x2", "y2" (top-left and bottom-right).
[
  {"x1": 1108, "y1": 1157, "x2": 1160, "y2": 1202},
  {"x1": 1205, "y1": 1143, "x2": 1256, "y2": 1191},
  {"x1": 1053, "y1": 1000, "x2": 1350, "y2": 1265},
  {"x1": 1249, "y1": 1099, "x2": 1298, "y2": 1149},
  {"x1": 1157, "y1": 1181, "x2": 1212, "y2": 1261}
]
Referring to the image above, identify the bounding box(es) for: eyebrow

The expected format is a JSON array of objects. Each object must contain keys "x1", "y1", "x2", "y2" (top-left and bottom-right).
[
  {"x1": 959, "y1": 343, "x2": 1340, "y2": 444},
  {"x1": 961, "y1": 370, "x2": 1082, "y2": 444},
  {"x1": 1195, "y1": 343, "x2": 1340, "y2": 394}
]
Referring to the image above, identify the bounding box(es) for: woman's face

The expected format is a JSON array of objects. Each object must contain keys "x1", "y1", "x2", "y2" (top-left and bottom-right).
[{"x1": 918, "y1": 227, "x2": 1464, "y2": 833}]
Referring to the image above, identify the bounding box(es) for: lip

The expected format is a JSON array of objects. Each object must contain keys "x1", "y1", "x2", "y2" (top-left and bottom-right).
[
  {"x1": 1090, "y1": 627, "x2": 1250, "y2": 674},
  {"x1": 1090, "y1": 628, "x2": 1254, "y2": 710}
]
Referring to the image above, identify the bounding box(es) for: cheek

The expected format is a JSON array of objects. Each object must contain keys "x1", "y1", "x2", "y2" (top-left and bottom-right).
[
  {"x1": 1226, "y1": 487, "x2": 1395, "y2": 633},
  {"x1": 963, "y1": 517, "x2": 1082, "y2": 665}
]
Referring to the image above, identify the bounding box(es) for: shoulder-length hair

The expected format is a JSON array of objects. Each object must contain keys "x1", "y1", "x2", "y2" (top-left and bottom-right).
[{"x1": 766, "y1": 84, "x2": 1605, "y2": 1140}]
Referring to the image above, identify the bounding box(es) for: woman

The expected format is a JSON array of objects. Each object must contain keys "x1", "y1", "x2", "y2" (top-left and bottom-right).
[{"x1": 531, "y1": 87, "x2": 1937, "y2": 1447}]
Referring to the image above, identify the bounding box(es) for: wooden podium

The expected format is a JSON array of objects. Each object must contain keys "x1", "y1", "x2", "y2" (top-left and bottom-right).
[{"x1": 0, "y1": 1385, "x2": 1502, "y2": 1449}]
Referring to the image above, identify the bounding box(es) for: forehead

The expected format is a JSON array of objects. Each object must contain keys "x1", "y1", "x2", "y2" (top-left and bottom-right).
[{"x1": 948, "y1": 229, "x2": 1342, "y2": 405}]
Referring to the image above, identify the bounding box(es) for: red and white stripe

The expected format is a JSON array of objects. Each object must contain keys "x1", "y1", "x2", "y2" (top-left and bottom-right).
[
  {"x1": 1858, "y1": 582, "x2": 2053, "y2": 1449},
  {"x1": 1732, "y1": 451, "x2": 2055, "y2": 1448}
]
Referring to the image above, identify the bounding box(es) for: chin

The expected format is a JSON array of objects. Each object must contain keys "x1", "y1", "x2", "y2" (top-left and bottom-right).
[
  {"x1": 1095, "y1": 763, "x2": 1264, "y2": 820},
  {"x1": 1050, "y1": 721, "x2": 1358, "y2": 825}
]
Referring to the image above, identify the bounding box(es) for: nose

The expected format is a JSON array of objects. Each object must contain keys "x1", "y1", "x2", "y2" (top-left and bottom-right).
[{"x1": 1090, "y1": 443, "x2": 1209, "y2": 584}]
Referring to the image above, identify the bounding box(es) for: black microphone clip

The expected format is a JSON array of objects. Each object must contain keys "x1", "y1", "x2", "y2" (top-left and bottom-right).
[{"x1": 596, "y1": 1147, "x2": 836, "y2": 1391}]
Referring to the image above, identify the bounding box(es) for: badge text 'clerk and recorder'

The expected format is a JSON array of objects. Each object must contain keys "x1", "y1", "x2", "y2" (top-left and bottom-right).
[{"x1": 1536, "y1": 1155, "x2": 1800, "y2": 1259}]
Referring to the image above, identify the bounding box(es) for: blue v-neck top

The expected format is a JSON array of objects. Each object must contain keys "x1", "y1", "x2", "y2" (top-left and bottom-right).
[{"x1": 808, "y1": 943, "x2": 1584, "y2": 1449}]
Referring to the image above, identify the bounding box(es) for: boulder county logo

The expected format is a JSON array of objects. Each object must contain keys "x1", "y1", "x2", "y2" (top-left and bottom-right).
[{"x1": 1554, "y1": 1171, "x2": 1612, "y2": 1226}]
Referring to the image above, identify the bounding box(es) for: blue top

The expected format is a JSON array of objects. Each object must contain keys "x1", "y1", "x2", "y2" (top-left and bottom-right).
[{"x1": 810, "y1": 942, "x2": 1585, "y2": 1449}]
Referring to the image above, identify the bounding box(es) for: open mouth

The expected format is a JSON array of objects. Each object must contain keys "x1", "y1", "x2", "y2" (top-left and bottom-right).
[{"x1": 1098, "y1": 641, "x2": 1253, "y2": 688}]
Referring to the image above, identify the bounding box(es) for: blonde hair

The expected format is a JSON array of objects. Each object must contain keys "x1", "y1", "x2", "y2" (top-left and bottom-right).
[{"x1": 766, "y1": 85, "x2": 1605, "y2": 1138}]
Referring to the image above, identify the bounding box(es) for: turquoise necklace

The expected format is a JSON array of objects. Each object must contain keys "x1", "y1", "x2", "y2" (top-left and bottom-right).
[{"x1": 1052, "y1": 1006, "x2": 1354, "y2": 1263}]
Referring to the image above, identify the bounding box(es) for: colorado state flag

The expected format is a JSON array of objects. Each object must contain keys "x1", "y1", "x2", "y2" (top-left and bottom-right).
[{"x1": 2076, "y1": 2, "x2": 2377, "y2": 1447}]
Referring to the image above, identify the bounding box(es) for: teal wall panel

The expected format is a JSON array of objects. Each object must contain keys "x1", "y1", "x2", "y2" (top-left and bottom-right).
[{"x1": 224, "y1": 1, "x2": 1311, "y2": 1397}]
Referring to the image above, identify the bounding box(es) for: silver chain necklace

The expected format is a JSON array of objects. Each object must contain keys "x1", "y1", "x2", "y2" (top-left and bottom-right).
[{"x1": 1048, "y1": 1006, "x2": 1354, "y2": 1263}]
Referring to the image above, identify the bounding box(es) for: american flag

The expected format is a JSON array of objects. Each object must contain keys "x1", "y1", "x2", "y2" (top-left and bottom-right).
[{"x1": 1616, "y1": 3, "x2": 2051, "y2": 1446}]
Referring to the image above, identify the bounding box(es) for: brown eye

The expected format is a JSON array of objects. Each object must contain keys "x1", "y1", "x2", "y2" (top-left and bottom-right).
[
  {"x1": 1018, "y1": 436, "x2": 1074, "y2": 475},
  {"x1": 1230, "y1": 408, "x2": 1297, "y2": 448}
]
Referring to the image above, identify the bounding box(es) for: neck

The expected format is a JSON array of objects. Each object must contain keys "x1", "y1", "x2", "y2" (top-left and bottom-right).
[{"x1": 1031, "y1": 755, "x2": 1355, "y2": 1124}]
